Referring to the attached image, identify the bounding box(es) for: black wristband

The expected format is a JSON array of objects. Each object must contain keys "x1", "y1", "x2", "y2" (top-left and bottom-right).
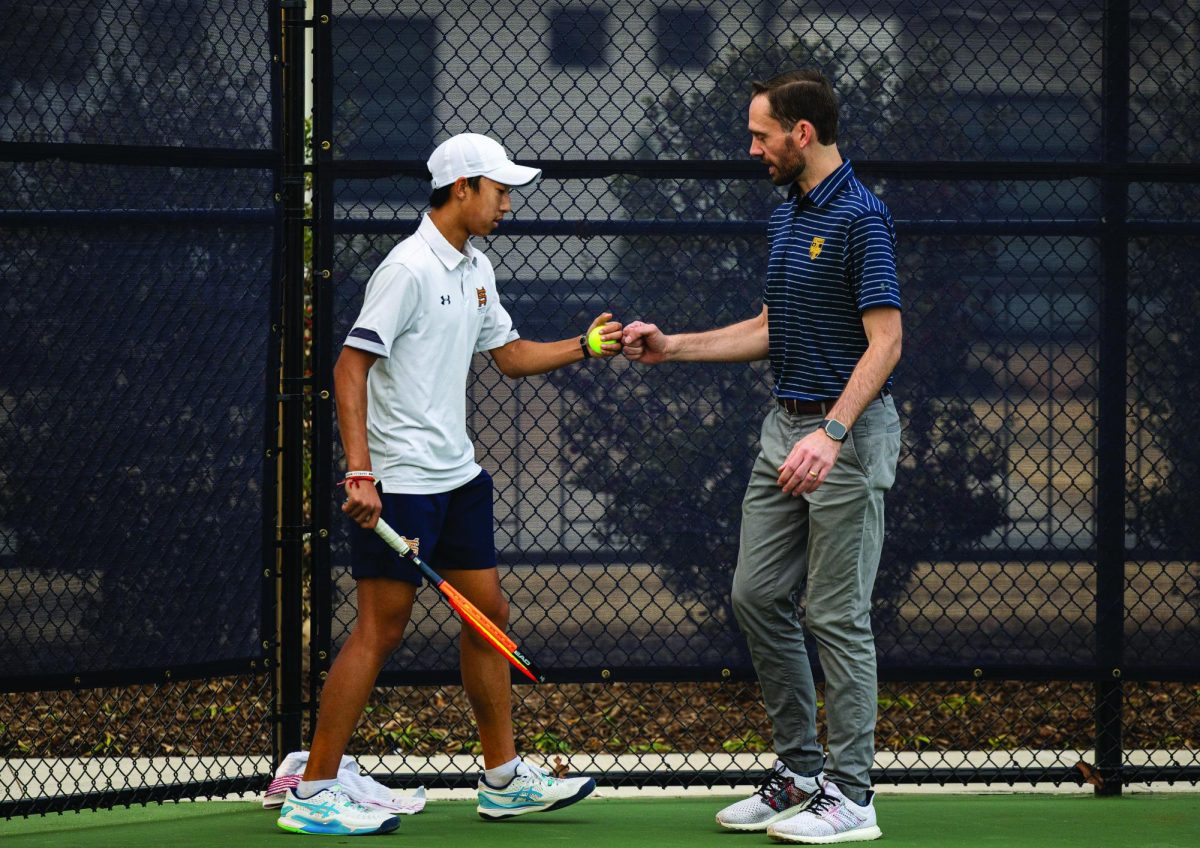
[{"x1": 579, "y1": 334, "x2": 592, "y2": 359}]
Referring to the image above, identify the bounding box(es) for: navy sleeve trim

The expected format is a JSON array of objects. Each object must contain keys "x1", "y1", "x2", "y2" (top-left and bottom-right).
[{"x1": 348, "y1": 327, "x2": 385, "y2": 346}]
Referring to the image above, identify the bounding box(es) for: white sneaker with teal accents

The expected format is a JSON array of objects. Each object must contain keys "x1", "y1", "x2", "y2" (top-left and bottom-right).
[
  {"x1": 476, "y1": 761, "x2": 596, "y2": 820},
  {"x1": 276, "y1": 784, "x2": 401, "y2": 835},
  {"x1": 767, "y1": 781, "x2": 882, "y2": 844}
]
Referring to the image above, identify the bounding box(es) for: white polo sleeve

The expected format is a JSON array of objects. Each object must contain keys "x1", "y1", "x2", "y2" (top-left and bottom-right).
[
  {"x1": 344, "y1": 262, "x2": 419, "y2": 358},
  {"x1": 474, "y1": 260, "x2": 520, "y2": 352}
]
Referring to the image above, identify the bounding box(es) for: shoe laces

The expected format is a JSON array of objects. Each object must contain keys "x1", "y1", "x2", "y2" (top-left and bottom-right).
[
  {"x1": 805, "y1": 788, "x2": 842, "y2": 818},
  {"x1": 754, "y1": 765, "x2": 793, "y2": 803},
  {"x1": 326, "y1": 784, "x2": 371, "y2": 813},
  {"x1": 516, "y1": 762, "x2": 555, "y2": 786}
]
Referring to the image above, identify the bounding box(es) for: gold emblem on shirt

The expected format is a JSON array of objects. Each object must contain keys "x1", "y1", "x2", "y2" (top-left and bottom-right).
[
  {"x1": 402, "y1": 537, "x2": 420, "y2": 556},
  {"x1": 476, "y1": 287, "x2": 488, "y2": 308},
  {"x1": 809, "y1": 236, "x2": 825, "y2": 260}
]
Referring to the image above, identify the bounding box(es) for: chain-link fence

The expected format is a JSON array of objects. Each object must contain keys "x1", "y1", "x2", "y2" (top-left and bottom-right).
[
  {"x1": 3, "y1": 0, "x2": 1199, "y2": 819},
  {"x1": 311, "y1": 0, "x2": 1200, "y2": 793},
  {"x1": 1, "y1": 0, "x2": 280, "y2": 816}
]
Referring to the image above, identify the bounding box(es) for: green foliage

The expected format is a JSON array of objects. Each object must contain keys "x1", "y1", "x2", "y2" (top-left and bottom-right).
[
  {"x1": 529, "y1": 731, "x2": 573, "y2": 754},
  {"x1": 90, "y1": 731, "x2": 121, "y2": 755},
  {"x1": 878, "y1": 694, "x2": 916, "y2": 711},
  {"x1": 555, "y1": 34, "x2": 1007, "y2": 634},
  {"x1": 189, "y1": 705, "x2": 237, "y2": 720},
  {"x1": 985, "y1": 733, "x2": 1016, "y2": 750},
  {"x1": 721, "y1": 732, "x2": 768, "y2": 753},
  {"x1": 629, "y1": 739, "x2": 675, "y2": 754},
  {"x1": 937, "y1": 692, "x2": 984, "y2": 715},
  {"x1": 380, "y1": 722, "x2": 422, "y2": 749},
  {"x1": 904, "y1": 734, "x2": 932, "y2": 749}
]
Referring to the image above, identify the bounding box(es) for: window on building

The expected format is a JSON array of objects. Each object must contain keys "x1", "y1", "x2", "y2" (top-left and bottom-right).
[
  {"x1": 549, "y1": 7, "x2": 609, "y2": 68},
  {"x1": 654, "y1": 7, "x2": 714, "y2": 69}
]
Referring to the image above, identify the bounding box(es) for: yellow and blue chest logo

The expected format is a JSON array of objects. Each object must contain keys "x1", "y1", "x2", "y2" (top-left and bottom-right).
[
  {"x1": 809, "y1": 236, "x2": 825, "y2": 260},
  {"x1": 476, "y1": 287, "x2": 488, "y2": 308}
]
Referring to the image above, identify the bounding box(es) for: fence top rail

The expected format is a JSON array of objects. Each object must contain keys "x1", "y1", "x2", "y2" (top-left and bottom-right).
[{"x1": 324, "y1": 159, "x2": 1200, "y2": 182}]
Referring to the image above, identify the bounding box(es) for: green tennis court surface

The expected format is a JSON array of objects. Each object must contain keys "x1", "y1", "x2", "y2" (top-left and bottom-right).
[{"x1": 5, "y1": 794, "x2": 1197, "y2": 847}]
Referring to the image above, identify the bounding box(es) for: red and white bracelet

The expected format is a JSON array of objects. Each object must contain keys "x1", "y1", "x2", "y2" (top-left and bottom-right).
[{"x1": 337, "y1": 470, "x2": 376, "y2": 489}]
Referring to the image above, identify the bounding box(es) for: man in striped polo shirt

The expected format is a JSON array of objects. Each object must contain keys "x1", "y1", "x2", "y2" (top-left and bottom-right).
[{"x1": 623, "y1": 70, "x2": 901, "y2": 844}]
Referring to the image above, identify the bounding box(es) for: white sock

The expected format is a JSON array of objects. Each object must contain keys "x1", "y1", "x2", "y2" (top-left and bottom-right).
[
  {"x1": 296, "y1": 778, "x2": 337, "y2": 798},
  {"x1": 483, "y1": 757, "x2": 522, "y2": 788}
]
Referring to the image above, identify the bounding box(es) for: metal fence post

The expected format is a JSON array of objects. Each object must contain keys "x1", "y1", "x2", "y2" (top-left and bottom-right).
[
  {"x1": 310, "y1": 0, "x2": 336, "y2": 737},
  {"x1": 277, "y1": 0, "x2": 309, "y2": 761},
  {"x1": 1095, "y1": 0, "x2": 1131, "y2": 797}
]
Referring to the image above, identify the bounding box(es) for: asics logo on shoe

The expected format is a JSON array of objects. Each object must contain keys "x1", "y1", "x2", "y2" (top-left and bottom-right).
[
  {"x1": 288, "y1": 797, "x2": 344, "y2": 818},
  {"x1": 509, "y1": 785, "x2": 545, "y2": 804},
  {"x1": 479, "y1": 783, "x2": 544, "y2": 806}
]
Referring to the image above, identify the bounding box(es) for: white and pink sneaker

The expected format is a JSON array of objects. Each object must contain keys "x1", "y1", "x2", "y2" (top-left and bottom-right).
[{"x1": 767, "y1": 781, "x2": 882, "y2": 844}]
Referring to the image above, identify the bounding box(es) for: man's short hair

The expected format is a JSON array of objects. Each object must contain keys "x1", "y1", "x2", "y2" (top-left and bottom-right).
[
  {"x1": 750, "y1": 70, "x2": 839, "y2": 144},
  {"x1": 429, "y1": 174, "x2": 482, "y2": 209}
]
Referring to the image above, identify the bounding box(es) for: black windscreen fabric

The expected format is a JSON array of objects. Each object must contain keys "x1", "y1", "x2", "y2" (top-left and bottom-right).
[
  {"x1": 0, "y1": 169, "x2": 273, "y2": 679},
  {"x1": 0, "y1": 0, "x2": 276, "y2": 685},
  {"x1": 0, "y1": 0, "x2": 272, "y2": 149}
]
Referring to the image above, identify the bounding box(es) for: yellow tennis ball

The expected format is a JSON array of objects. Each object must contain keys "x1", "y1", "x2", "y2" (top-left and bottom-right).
[{"x1": 587, "y1": 327, "x2": 616, "y2": 355}]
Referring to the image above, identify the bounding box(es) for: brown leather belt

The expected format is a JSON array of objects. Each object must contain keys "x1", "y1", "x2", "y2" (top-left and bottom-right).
[
  {"x1": 776, "y1": 389, "x2": 890, "y2": 416},
  {"x1": 776, "y1": 397, "x2": 834, "y2": 415}
]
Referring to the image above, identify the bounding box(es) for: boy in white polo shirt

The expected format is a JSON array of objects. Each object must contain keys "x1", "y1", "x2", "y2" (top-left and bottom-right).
[{"x1": 276, "y1": 134, "x2": 622, "y2": 836}]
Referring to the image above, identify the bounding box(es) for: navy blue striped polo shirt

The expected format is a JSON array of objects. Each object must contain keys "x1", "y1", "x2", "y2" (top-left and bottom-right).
[{"x1": 764, "y1": 160, "x2": 901, "y2": 401}]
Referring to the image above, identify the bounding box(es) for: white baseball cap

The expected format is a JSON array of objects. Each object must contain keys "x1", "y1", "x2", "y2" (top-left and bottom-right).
[{"x1": 427, "y1": 133, "x2": 542, "y2": 190}]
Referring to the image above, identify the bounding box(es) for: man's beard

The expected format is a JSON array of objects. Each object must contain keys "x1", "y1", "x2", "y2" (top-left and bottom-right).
[{"x1": 770, "y1": 137, "x2": 806, "y2": 186}]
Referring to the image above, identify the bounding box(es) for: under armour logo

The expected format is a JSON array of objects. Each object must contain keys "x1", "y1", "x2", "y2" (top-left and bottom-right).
[{"x1": 440, "y1": 295, "x2": 451, "y2": 305}]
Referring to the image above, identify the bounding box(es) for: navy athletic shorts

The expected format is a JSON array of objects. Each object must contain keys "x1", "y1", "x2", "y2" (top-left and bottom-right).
[{"x1": 349, "y1": 469, "x2": 497, "y2": 584}]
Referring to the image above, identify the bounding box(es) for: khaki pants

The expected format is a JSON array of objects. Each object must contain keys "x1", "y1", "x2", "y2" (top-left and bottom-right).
[{"x1": 732, "y1": 396, "x2": 901, "y2": 801}]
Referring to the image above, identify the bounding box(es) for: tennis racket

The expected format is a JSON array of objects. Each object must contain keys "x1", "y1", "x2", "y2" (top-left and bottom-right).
[{"x1": 372, "y1": 517, "x2": 546, "y2": 684}]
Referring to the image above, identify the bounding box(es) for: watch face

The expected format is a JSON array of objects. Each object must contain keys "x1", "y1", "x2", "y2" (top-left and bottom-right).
[{"x1": 824, "y1": 419, "x2": 848, "y2": 441}]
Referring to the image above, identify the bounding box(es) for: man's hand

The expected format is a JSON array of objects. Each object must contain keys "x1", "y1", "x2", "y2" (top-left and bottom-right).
[
  {"x1": 621, "y1": 320, "x2": 670, "y2": 364},
  {"x1": 778, "y1": 429, "x2": 842, "y2": 495},
  {"x1": 342, "y1": 479, "x2": 382, "y2": 528},
  {"x1": 586, "y1": 311, "x2": 624, "y2": 358}
]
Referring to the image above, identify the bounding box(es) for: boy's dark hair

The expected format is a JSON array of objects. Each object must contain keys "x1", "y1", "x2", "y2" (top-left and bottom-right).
[
  {"x1": 429, "y1": 175, "x2": 482, "y2": 208},
  {"x1": 750, "y1": 69, "x2": 839, "y2": 144}
]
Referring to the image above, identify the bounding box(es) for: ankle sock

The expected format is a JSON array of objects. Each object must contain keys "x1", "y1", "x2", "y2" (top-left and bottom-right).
[
  {"x1": 483, "y1": 757, "x2": 521, "y2": 788},
  {"x1": 295, "y1": 778, "x2": 337, "y2": 799}
]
